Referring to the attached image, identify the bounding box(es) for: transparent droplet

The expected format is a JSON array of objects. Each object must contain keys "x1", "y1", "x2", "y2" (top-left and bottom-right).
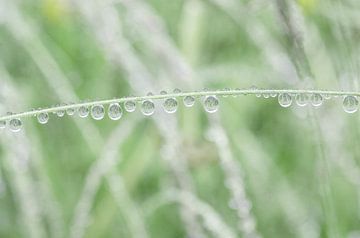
[
  {"x1": 173, "y1": 88, "x2": 181, "y2": 93},
  {"x1": 204, "y1": 95, "x2": 219, "y2": 113},
  {"x1": 141, "y1": 100, "x2": 155, "y2": 116},
  {"x1": 295, "y1": 93, "x2": 309, "y2": 107},
  {"x1": 124, "y1": 100, "x2": 136, "y2": 112},
  {"x1": 262, "y1": 93, "x2": 270, "y2": 98},
  {"x1": 0, "y1": 120, "x2": 6, "y2": 129},
  {"x1": 323, "y1": 94, "x2": 332, "y2": 100},
  {"x1": 78, "y1": 106, "x2": 89, "y2": 118},
  {"x1": 37, "y1": 112, "x2": 49, "y2": 124},
  {"x1": 66, "y1": 107, "x2": 75, "y2": 116},
  {"x1": 183, "y1": 96, "x2": 195, "y2": 107},
  {"x1": 343, "y1": 95, "x2": 358, "y2": 113},
  {"x1": 311, "y1": 93, "x2": 323, "y2": 107},
  {"x1": 56, "y1": 104, "x2": 66, "y2": 117},
  {"x1": 163, "y1": 98, "x2": 178, "y2": 113},
  {"x1": 278, "y1": 93, "x2": 292, "y2": 107},
  {"x1": 160, "y1": 90, "x2": 167, "y2": 95},
  {"x1": 108, "y1": 103, "x2": 123, "y2": 120},
  {"x1": 9, "y1": 118, "x2": 22, "y2": 132},
  {"x1": 147, "y1": 92, "x2": 153, "y2": 96},
  {"x1": 270, "y1": 93, "x2": 277, "y2": 98},
  {"x1": 91, "y1": 105, "x2": 105, "y2": 120}
]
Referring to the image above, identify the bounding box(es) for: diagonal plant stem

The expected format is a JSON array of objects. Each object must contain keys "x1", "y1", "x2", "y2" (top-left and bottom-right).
[{"x1": 0, "y1": 88, "x2": 357, "y2": 122}]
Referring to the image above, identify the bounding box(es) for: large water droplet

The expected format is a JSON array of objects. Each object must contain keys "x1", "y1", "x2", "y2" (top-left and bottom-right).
[
  {"x1": 78, "y1": 106, "x2": 90, "y2": 118},
  {"x1": 204, "y1": 95, "x2": 219, "y2": 113},
  {"x1": 37, "y1": 112, "x2": 49, "y2": 124},
  {"x1": 0, "y1": 121, "x2": 6, "y2": 129},
  {"x1": 311, "y1": 93, "x2": 323, "y2": 107},
  {"x1": 91, "y1": 105, "x2": 105, "y2": 120},
  {"x1": 108, "y1": 103, "x2": 123, "y2": 120},
  {"x1": 278, "y1": 93, "x2": 292, "y2": 107},
  {"x1": 141, "y1": 100, "x2": 155, "y2": 116},
  {"x1": 295, "y1": 93, "x2": 309, "y2": 107},
  {"x1": 343, "y1": 95, "x2": 358, "y2": 113},
  {"x1": 124, "y1": 100, "x2": 136, "y2": 112},
  {"x1": 9, "y1": 118, "x2": 22, "y2": 132},
  {"x1": 163, "y1": 98, "x2": 178, "y2": 113},
  {"x1": 183, "y1": 96, "x2": 195, "y2": 107}
]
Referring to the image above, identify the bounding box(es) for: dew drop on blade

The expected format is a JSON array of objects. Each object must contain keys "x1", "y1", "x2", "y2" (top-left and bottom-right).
[
  {"x1": 108, "y1": 103, "x2": 123, "y2": 120},
  {"x1": 310, "y1": 93, "x2": 323, "y2": 107},
  {"x1": 124, "y1": 100, "x2": 136, "y2": 112},
  {"x1": 163, "y1": 98, "x2": 178, "y2": 113},
  {"x1": 173, "y1": 88, "x2": 181, "y2": 93},
  {"x1": 160, "y1": 90, "x2": 167, "y2": 95},
  {"x1": 343, "y1": 95, "x2": 359, "y2": 113},
  {"x1": 91, "y1": 105, "x2": 105, "y2": 120},
  {"x1": 78, "y1": 106, "x2": 90, "y2": 118},
  {"x1": 262, "y1": 93, "x2": 270, "y2": 98},
  {"x1": 278, "y1": 93, "x2": 292, "y2": 107},
  {"x1": 295, "y1": 93, "x2": 309, "y2": 107},
  {"x1": 183, "y1": 96, "x2": 195, "y2": 107},
  {"x1": 222, "y1": 88, "x2": 230, "y2": 97},
  {"x1": 141, "y1": 100, "x2": 155, "y2": 116},
  {"x1": 37, "y1": 112, "x2": 49, "y2": 124},
  {"x1": 66, "y1": 107, "x2": 76, "y2": 116},
  {"x1": 9, "y1": 118, "x2": 22, "y2": 132},
  {"x1": 0, "y1": 120, "x2": 6, "y2": 129},
  {"x1": 204, "y1": 95, "x2": 219, "y2": 113}
]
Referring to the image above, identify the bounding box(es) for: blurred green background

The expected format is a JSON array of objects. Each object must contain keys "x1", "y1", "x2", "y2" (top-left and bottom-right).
[{"x1": 0, "y1": 0, "x2": 360, "y2": 237}]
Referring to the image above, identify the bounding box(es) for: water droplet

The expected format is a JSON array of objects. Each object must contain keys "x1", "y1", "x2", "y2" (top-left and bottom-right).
[
  {"x1": 124, "y1": 100, "x2": 136, "y2": 112},
  {"x1": 323, "y1": 94, "x2": 332, "y2": 100},
  {"x1": 278, "y1": 93, "x2": 292, "y2": 107},
  {"x1": 173, "y1": 88, "x2": 181, "y2": 93},
  {"x1": 270, "y1": 93, "x2": 277, "y2": 98},
  {"x1": 343, "y1": 95, "x2": 358, "y2": 113},
  {"x1": 160, "y1": 90, "x2": 167, "y2": 95},
  {"x1": 262, "y1": 93, "x2": 270, "y2": 98},
  {"x1": 204, "y1": 95, "x2": 219, "y2": 113},
  {"x1": 310, "y1": 93, "x2": 323, "y2": 107},
  {"x1": 183, "y1": 96, "x2": 195, "y2": 107},
  {"x1": 37, "y1": 112, "x2": 49, "y2": 124},
  {"x1": 66, "y1": 106, "x2": 75, "y2": 116},
  {"x1": 295, "y1": 93, "x2": 309, "y2": 107},
  {"x1": 163, "y1": 98, "x2": 178, "y2": 113},
  {"x1": 0, "y1": 121, "x2": 6, "y2": 129},
  {"x1": 78, "y1": 106, "x2": 89, "y2": 118},
  {"x1": 91, "y1": 105, "x2": 105, "y2": 120},
  {"x1": 147, "y1": 92, "x2": 153, "y2": 96},
  {"x1": 108, "y1": 103, "x2": 123, "y2": 120},
  {"x1": 56, "y1": 104, "x2": 66, "y2": 117},
  {"x1": 141, "y1": 100, "x2": 155, "y2": 116},
  {"x1": 9, "y1": 118, "x2": 22, "y2": 132},
  {"x1": 249, "y1": 85, "x2": 258, "y2": 91}
]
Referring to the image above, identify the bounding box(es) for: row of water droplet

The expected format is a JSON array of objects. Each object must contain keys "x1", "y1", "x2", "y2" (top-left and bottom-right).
[
  {"x1": 0, "y1": 95, "x2": 219, "y2": 132},
  {"x1": 276, "y1": 93, "x2": 359, "y2": 113}
]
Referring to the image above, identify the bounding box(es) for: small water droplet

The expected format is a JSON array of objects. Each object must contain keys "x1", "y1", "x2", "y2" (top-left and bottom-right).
[
  {"x1": 78, "y1": 106, "x2": 90, "y2": 118},
  {"x1": 249, "y1": 85, "x2": 258, "y2": 91},
  {"x1": 56, "y1": 104, "x2": 65, "y2": 117},
  {"x1": 295, "y1": 93, "x2": 309, "y2": 107},
  {"x1": 270, "y1": 93, "x2": 277, "y2": 97},
  {"x1": 183, "y1": 96, "x2": 195, "y2": 107},
  {"x1": 147, "y1": 92, "x2": 153, "y2": 96},
  {"x1": 9, "y1": 118, "x2": 22, "y2": 132},
  {"x1": 108, "y1": 103, "x2": 123, "y2": 120},
  {"x1": 343, "y1": 95, "x2": 358, "y2": 113},
  {"x1": 323, "y1": 94, "x2": 332, "y2": 100},
  {"x1": 160, "y1": 90, "x2": 167, "y2": 95},
  {"x1": 163, "y1": 98, "x2": 178, "y2": 113},
  {"x1": 91, "y1": 105, "x2": 105, "y2": 120},
  {"x1": 310, "y1": 93, "x2": 323, "y2": 107},
  {"x1": 37, "y1": 112, "x2": 49, "y2": 124},
  {"x1": 66, "y1": 106, "x2": 76, "y2": 116},
  {"x1": 204, "y1": 95, "x2": 219, "y2": 113},
  {"x1": 173, "y1": 88, "x2": 181, "y2": 93},
  {"x1": 124, "y1": 100, "x2": 136, "y2": 112},
  {"x1": 0, "y1": 121, "x2": 6, "y2": 129},
  {"x1": 262, "y1": 93, "x2": 270, "y2": 98},
  {"x1": 278, "y1": 93, "x2": 292, "y2": 107},
  {"x1": 141, "y1": 100, "x2": 155, "y2": 116}
]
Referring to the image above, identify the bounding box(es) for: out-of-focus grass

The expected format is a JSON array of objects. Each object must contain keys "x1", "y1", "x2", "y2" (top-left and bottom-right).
[{"x1": 0, "y1": 0, "x2": 360, "y2": 237}]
